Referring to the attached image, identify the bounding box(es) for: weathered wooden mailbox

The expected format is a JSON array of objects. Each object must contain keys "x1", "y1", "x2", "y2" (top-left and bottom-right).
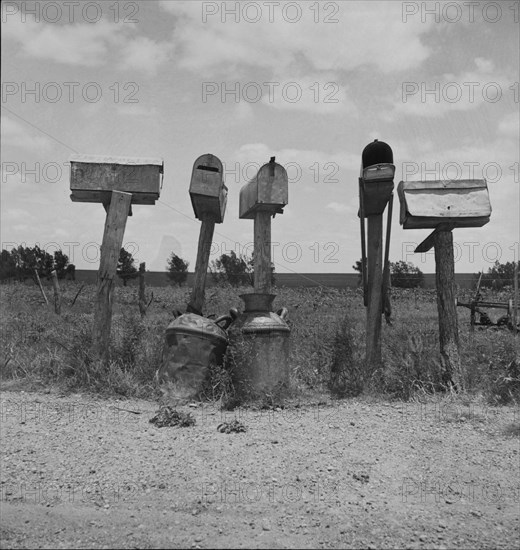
[
  {"x1": 359, "y1": 140, "x2": 395, "y2": 370},
  {"x1": 69, "y1": 154, "x2": 163, "y2": 362},
  {"x1": 187, "y1": 154, "x2": 227, "y2": 315},
  {"x1": 397, "y1": 177, "x2": 492, "y2": 389},
  {"x1": 239, "y1": 158, "x2": 288, "y2": 219},
  {"x1": 230, "y1": 157, "x2": 290, "y2": 401},
  {"x1": 189, "y1": 154, "x2": 227, "y2": 223},
  {"x1": 397, "y1": 179, "x2": 491, "y2": 230},
  {"x1": 70, "y1": 155, "x2": 163, "y2": 206}
]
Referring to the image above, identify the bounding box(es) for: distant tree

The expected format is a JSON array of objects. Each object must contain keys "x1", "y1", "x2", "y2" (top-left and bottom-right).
[
  {"x1": 116, "y1": 248, "x2": 138, "y2": 286},
  {"x1": 0, "y1": 249, "x2": 17, "y2": 281},
  {"x1": 353, "y1": 259, "x2": 363, "y2": 285},
  {"x1": 479, "y1": 260, "x2": 520, "y2": 290},
  {"x1": 210, "y1": 251, "x2": 251, "y2": 286},
  {"x1": 210, "y1": 251, "x2": 275, "y2": 287},
  {"x1": 53, "y1": 250, "x2": 69, "y2": 279},
  {"x1": 166, "y1": 253, "x2": 189, "y2": 285},
  {"x1": 390, "y1": 261, "x2": 424, "y2": 289},
  {"x1": 8, "y1": 245, "x2": 54, "y2": 281}
]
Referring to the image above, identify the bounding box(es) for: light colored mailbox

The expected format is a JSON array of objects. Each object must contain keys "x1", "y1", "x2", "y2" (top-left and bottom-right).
[
  {"x1": 189, "y1": 154, "x2": 227, "y2": 223},
  {"x1": 239, "y1": 157, "x2": 288, "y2": 219},
  {"x1": 397, "y1": 179, "x2": 491, "y2": 229},
  {"x1": 70, "y1": 154, "x2": 163, "y2": 205}
]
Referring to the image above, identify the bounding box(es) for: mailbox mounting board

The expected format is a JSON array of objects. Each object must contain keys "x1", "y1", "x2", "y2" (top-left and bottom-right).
[
  {"x1": 398, "y1": 179, "x2": 491, "y2": 229},
  {"x1": 239, "y1": 161, "x2": 288, "y2": 219},
  {"x1": 70, "y1": 154, "x2": 163, "y2": 205}
]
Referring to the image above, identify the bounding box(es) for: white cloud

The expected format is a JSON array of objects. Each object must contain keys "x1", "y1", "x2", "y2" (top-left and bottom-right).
[
  {"x1": 1, "y1": 116, "x2": 51, "y2": 151},
  {"x1": 118, "y1": 36, "x2": 173, "y2": 76},
  {"x1": 326, "y1": 202, "x2": 352, "y2": 213},
  {"x1": 392, "y1": 58, "x2": 513, "y2": 118},
  {"x1": 2, "y1": 18, "x2": 126, "y2": 67},
  {"x1": 497, "y1": 114, "x2": 519, "y2": 138},
  {"x1": 160, "y1": 1, "x2": 432, "y2": 78},
  {"x1": 3, "y1": 16, "x2": 170, "y2": 75}
]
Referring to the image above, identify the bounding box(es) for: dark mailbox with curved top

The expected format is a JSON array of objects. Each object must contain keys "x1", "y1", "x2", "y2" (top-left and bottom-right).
[
  {"x1": 239, "y1": 157, "x2": 288, "y2": 219},
  {"x1": 189, "y1": 154, "x2": 227, "y2": 223},
  {"x1": 360, "y1": 140, "x2": 395, "y2": 217}
]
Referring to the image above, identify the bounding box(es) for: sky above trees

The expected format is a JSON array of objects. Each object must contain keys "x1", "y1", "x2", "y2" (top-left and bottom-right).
[{"x1": 1, "y1": 0, "x2": 518, "y2": 275}]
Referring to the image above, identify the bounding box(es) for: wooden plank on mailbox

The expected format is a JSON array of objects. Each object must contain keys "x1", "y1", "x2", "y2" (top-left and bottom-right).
[
  {"x1": 189, "y1": 154, "x2": 227, "y2": 223},
  {"x1": 70, "y1": 154, "x2": 163, "y2": 205},
  {"x1": 239, "y1": 158, "x2": 288, "y2": 220},
  {"x1": 398, "y1": 179, "x2": 491, "y2": 229}
]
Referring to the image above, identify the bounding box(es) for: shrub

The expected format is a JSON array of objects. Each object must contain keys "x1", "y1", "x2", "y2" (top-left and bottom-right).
[
  {"x1": 166, "y1": 253, "x2": 189, "y2": 285},
  {"x1": 390, "y1": 261, "x2": 424, "y2": 289}
]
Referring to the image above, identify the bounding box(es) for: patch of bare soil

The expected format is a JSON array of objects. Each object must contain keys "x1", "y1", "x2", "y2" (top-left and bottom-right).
[{"x1": 1, "y1": 390, "x2": 519, "y2": 549}]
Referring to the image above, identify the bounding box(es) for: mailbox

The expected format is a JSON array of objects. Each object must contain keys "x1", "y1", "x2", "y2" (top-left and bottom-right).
[
  {"x1": 397, "y1": 179, "x2": 492, "y2": 229},
  {"x1": 239, "y1": 157, "x2": 288, "y2": 219},
  {"x1": 360, "y1": 140, "x2": 395, "y2": 216},
  {"x1": 189, "y1": 154, "x2": 227, "y2": 223},
  {"x1": 70, "y1": 154, "x2": 163, "y2": 205}
]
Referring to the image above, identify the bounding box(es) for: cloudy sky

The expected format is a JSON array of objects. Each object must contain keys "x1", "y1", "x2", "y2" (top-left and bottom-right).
[{"x1": 1, "y1": 0, "x2": 519, "y2": 276}]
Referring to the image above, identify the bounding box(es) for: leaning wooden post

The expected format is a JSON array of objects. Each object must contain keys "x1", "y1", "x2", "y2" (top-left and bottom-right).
[
  {"x1": 50, "y1": 269, "x2": 61, "y2": 315},
  {"x1": 359, "y1": 140, "x2": 395, "y2": 371},
  {"x1": 433, "y1": 229, "x2": 462, "y2": 388},
  {"x1": 398, "y1": 178, "x2": 492, "y2": 390},
  {"x1": 34, "y1": 269, "x2": 49, "y2": 305},
  {"x1": 92, "y1": 190, "x2": 132, "y2": 361},
  {"x1": 187, "y1": 154, "x2": 227, "y2": 315},
  {"x1": 69, "y1": 154, "x2": 164, "y2": 363},
  {"x1": 513, "y1": 261, "x2": 519, "y2": 336}
]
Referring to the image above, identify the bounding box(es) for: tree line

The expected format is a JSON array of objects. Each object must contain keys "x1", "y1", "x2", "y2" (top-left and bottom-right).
[{"x1": 0, "y1": 245, "x2": 517, "y2": 290}]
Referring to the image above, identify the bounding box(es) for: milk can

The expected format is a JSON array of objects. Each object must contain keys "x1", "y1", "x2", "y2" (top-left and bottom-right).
[
  {"x1": 157, "y1": 312, "x2": 234, "y2": 404},
  {"x1": 227, "y1": 293, "x2": 290, "y2": 399}
]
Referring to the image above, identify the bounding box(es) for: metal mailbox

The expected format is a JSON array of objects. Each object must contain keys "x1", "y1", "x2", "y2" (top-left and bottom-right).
[
  {"x1": 70, "y1": 154, "x2": 163, "y2": 205},
  {"x1": 397, "y1": 179, "x2": 492, "y2": 229},
  {"x1": 360, "y1": 140, "x2": 395, "y2": 217},
  {"x1": 189, "y1": 154, "x2": 227, "y2": 223},
  {"x1": 239, "y1": 158, "x2": 288, "y2": 219}
]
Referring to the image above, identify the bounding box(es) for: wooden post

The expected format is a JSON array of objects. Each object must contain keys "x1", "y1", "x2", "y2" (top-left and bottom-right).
[
  {"x1": 513, "y1": 261, "x2": 518, "y2": 336},
  {"x1": 187, "y1": 217, "x2": 216, "y2": 315},
  {"x1": 138, "y1": 262, "x2": 147, "y2": 318},
  {"x1": 34, "y1": 269, "x2": 48, "y2": 305},
  {"x1": 365, "y1": 214, "x2": 384, "y2": 370},
  {"x1": 254, "y1": 211, "x2": 272, "y2": 294},
  {"x1": 433, "y1": 230, "x2": 463, "y2": 389},
  {"x1": 92, "y1": 190, "x2": 132, "y2": 362},
  {"x1": 50, "y1": 270, "x2": 61, "y2": 315}
]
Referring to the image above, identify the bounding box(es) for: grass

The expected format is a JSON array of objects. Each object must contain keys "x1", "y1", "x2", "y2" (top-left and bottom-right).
[{"x1": 0, "y1": 280, "x2": 518, "y2": 406}]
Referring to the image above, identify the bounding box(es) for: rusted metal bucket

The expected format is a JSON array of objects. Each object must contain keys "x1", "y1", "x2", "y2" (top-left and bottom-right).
[
  {"x1": 228, "y1": 293, "x2": 290, "y2": 399},
  {"x1": 157, "y1": 312, "x2": 233, "y2": 404}
]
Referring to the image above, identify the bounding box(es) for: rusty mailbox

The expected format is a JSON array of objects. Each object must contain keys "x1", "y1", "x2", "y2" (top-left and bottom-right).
[
  {"x1": 189, "y1": 154, "x2": 227, "y2": 223},
  {"x1": 239, "y1": 157, "x2": 288, "y2": 219},
  {"x1": 360, "y1": 140, "x2": 395, "y2": 217},
  {"x1": 69, "y1": 154, "x2": 163, "y2": 205},
  {"x1": 397, "y1": 179, "x2": 492, "y2": 229}
]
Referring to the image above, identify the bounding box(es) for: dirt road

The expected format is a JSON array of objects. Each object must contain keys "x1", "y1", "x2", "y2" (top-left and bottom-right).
[{"x1": 1, "y1": 390, "x2": 518, "y2": 549}]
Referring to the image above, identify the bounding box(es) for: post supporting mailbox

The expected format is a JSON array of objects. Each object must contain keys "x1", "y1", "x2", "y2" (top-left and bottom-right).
[
  {"x1": 398, "y1": 178, "x2": 492, "y2": 390},
  {"x1": 240, "y1": 157, "x2": 288, "y2": 293},
  {"x1": 69, "y1": 155, "x2": 163, "y2": 362},
  {"x1": 187, "y1": 154, "x2": 227, "y2": 315},
  {"x1": 359, "y1": 140, "x2": 395, "y2": 371}
]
